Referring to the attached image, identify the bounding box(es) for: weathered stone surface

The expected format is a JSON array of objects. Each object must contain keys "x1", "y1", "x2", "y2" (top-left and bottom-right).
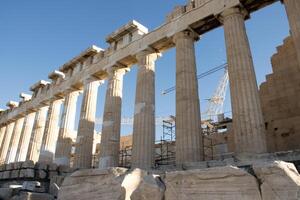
[
  {"x1": 182, "y1": 161, "x2": 208, "y2": 170},
  {"x1": 0, "y1": 188, "x2": 13, "y2": 200},
  {"x1": 3, "y1": 170, "x2": 11, "y2": 179},
  {"x1": 11, "y1": 191, "x2": 55, "y2": 200},
  {"x1": 0, "y1": 164, "x2": 6, "y2": 171},
  {"x1": 19, "y1": 169, "x2": 35, "y2": 178},
  {"x1": 35, "y1": 162, "x2": 48, "y2": 170},
  {"x1": 21, "y1": 181, "x2": 46, "y2": 193},
  {"x1": 253, "y1": 161, "x2": 300, "y2": 200},
  {"x1": 6, "y1": 163, "x2": 14, "y2": 170},
  {"x1": 58, "y1": 168, "x2": 127, "y2": 200},
  {"x1": 49, "y1": 170, "x2": 58, "y2": 179},
  {"x1": 122, "y1": 168, "x2": 165, "y2": 200},
  {"x1": 11, "y1": 169, "x2": 20, "y2": 178},
  {"x1": 207, "y1": 160, "x2": 226, "y2": 167},
  {"x1": 48, "y1": 163, "x2": 58, "y2": 171},
  {"x1": 37, "y1": 169, "x2": 47, "y2": 179},
  {"x1": 14, "y1": 162, "x2": 23, "y2": 169},
  {"x1": 22, "y1": 160, "x2": 35, "y2": 169},
  {"x1": 49, "y1": 175, "x2": 65, "y2": 197},
  {"x1": 165, "y1": 166, "x2": 262, "y2": 200}
]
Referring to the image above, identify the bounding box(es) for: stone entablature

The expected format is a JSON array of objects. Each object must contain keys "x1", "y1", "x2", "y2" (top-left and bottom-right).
[{"x1": 0, "y1": 0, "x2": 278, "y2": 125}]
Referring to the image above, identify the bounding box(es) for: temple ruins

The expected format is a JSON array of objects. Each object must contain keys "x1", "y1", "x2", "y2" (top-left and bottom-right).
[{"x1": 1, "y1": 0, "x2": 300, "y2": 199}]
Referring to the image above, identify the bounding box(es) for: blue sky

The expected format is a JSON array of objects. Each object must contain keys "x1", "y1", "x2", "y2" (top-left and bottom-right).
[{"x1": 0, "y1": 1, "x2": 290, "y2": 139}]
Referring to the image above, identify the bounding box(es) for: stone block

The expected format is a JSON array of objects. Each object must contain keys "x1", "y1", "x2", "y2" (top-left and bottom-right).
[
  {"x1": 3, "y1": 170, "x2": 11, "y2": 179},
  {"x1": 19, "y1": 169, "x2": 35, "y2": 178},
  {"x1": 13, "y1": 162, "x2": 23, "y2": 169},
  {"x1": 182, "y1": 161, "x2": 208, "y2": 170},
  {"x1": 207, "y1": 160, "x2": 226, "y2": 167},
  {"x1": 49, "y1": 171, "x2": 58, "y2": 179},
  {"x1": 0, "y1": 171, "x2": 3, "y2": 179},
  {"x1": 10, "y1": 191, "x2": 55, "y2": 200},
  {"x1": 37, "y1": 169, "x2": 47, "y2": 179},
  {"x1": 58, "y1": 167, "x2": 128, "y2": 200},
  {"x1": 58, "y1": 165, "x2": 75, "y2": 173},
  {"x1": 11, "y1": 169, "x2": 20, "y2": 178},
  {"x1": 48, "y1": 163, "x2": 58, "y2": 171},
  {"x1": 0, "y1": 188, "x2": 14, "y2": 200},
  {"x1": 35, "y1": 162, "x2": 48, "y2": 170},
  {"x1": 164, "y1": 166, "x2": 262, "y2": 200},
  {"x1": 22, "y1": 181, "x2": 41, "y2": 191},
  {"x1": 122, "y1": 168, "x2": 165, "y2": 200},
  {"x1": 6, "y1": 163, "x2": 14, "y2": 170},
  {"x1": 50, "y1": 176, "x2": 65, "y2": 197},
  {"x1": 253, "y1": 161, "x2": 300, "y2": 200},
  {"x1": 22, "y1": 160, "x2": 35, "y2": 169}
]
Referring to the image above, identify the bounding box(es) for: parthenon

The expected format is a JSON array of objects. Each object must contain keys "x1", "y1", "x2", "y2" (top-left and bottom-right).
[{"x1": 1, "y1": 0, "x2": 300, "y2": 199}]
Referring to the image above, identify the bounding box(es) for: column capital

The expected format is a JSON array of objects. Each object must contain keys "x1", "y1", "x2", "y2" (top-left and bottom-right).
[
  {"x1": 136, "y1": 48, "x2": 161, "y2": 62},
  {"x1": 63, "y1": 89, "x2": 81, "y2": 97},
  {"x1": 106, "y1": 67, "x2": 128, "y2": 79},
  {"x1": 173, "y1": 29, "x2": 199, "y2": 43},
  {"x1": 83, "y1": 77, "x2": 104, "y2": 86},
  {"x1": 217, "y1": 7, "x2": 249, "y2": 23}
]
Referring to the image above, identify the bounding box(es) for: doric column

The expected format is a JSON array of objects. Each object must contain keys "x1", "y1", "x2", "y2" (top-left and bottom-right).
[
  {"x1": 221, "y1": 7, "x2": 267, "y2": 155},
  {"x1": 54, "y1": 91, "x2": 79, "y2": 166},
  {"x1": 131, "y1": 50, "x2": 160, "y2": 170},
  {"x1": 39, "y1": 99, "x2": 63, "y2": 163},
  {"x1": 173, "y1": 30, "x2": 203, "y2": 166},
  {"x1": 74, "y1": 79, "x2": 101, "y2": 169},
  {"x1": 26, "y1": 106, "x2": 49, "y2": 162},
  {"x1": 0, "y1": 126, "x2": 6, "y2": 149},
  {"x1": 15, "y1": 112, "x2": 36, "y2": 162},
  {"x1": 99, "y1": 68, "x2": 125, "y2": 169},
  {"x1": 0, "y1": 122, "x2": 15, "y2": 164},
  {"x1": 282, "y1": 0, "x2": 300, "y2": 67},
  {"x1": 5, "y1": 117, "x2": 25, "y2": 163}
]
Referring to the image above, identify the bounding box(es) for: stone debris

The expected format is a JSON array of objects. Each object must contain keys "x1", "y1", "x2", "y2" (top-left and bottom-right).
[
  {"x1": 165, "y1": 166, "x2": 262, "y2": 200},
  {"x1": 58, "y1": 167, "x2": 127, "y2": 200},
  {"x1": 122, "y1": 168, "x2": 165, "y2": 200},
  {"x1": 253, "y1": 161, "x2": 300, "y2": 200}
]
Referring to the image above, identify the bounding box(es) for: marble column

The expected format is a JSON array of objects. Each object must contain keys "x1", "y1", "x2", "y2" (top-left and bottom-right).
[
  {"x1": 74, "y1": 79, "x2": 101, "y2": 169},
  {"x1": 39, "y1": 99, "x2": 63, "y2": 163},
  {"x1": 54, "y1": 91, "x2": 79, "y2": 166},
  {"x1": 26, "y1": 106, "x2": 49, "y2": 162},
  {"x1": 131, "y1": 50, "x2": 159, "y2": 170},
  {"x1": 0, "y1": 126, "x2": 6, "y2": 149},
  {"x1": 0, "y1": 122, "x2": 15, "y2": 164},
  {"x1": 283, "y1": 0, "x2": 300, "y2": 67},
  {"x1": 5, "y1": 117, "x2": 25, "y2": 163},
  {"x1": 99, "y1": 69, "x2": 125, "y2": 169},
  {"x1": 173, "y1": 30, "x2": 203, "y2": 166},
  {"x1": 221, "y1": 7, "x2": 267, "y2": 155},
  {"x1": 15, "y1": 112, "x2": 36, "y2": 162}
]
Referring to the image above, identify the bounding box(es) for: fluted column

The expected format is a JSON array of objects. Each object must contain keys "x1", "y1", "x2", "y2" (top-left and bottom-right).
[
  {"x1": 39, "y1": 99, "x2": 63, "y2": 163},
  {"x1": 283, "y1": 0, "x2": 300, "y2": 67},
  {"x1": 54, "y1": 91, "x2": 79, "y2": 166},
  {"x1": 173, "y1": 30, "x2": 203, "y2": 166},
  {"x1": 74, "y1": 79, "x2": 101, "y2": 169},
  {"x1": 6, "y1": 117, "x2": 25, "y2": 163},
  {"x1": 26, "y1": 106, "x2": 49, "y2": 162},
  {"x1": 131, "y1": 50, "x2": 159, "y2": 169},
  {"x1": 0, "y1": 126, "x2": 6, "y2": 149},
  {"x1": 99, "y1": 69, "x2": 125, "y2": 169},
  {"x1": 0, "y1": 122, "x2": 15, "y2": 164},
  {"x1": 15, "y1": 112, "x2": 36, "y2": 162},
  {"x1": 221, "y1": 7, "x2": 267, "y2": 155}
]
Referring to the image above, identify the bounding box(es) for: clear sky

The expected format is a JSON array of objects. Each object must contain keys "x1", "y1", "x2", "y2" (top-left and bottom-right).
[{"x1": 0, "y1": 1, "x2": 290, "y2": 139}]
